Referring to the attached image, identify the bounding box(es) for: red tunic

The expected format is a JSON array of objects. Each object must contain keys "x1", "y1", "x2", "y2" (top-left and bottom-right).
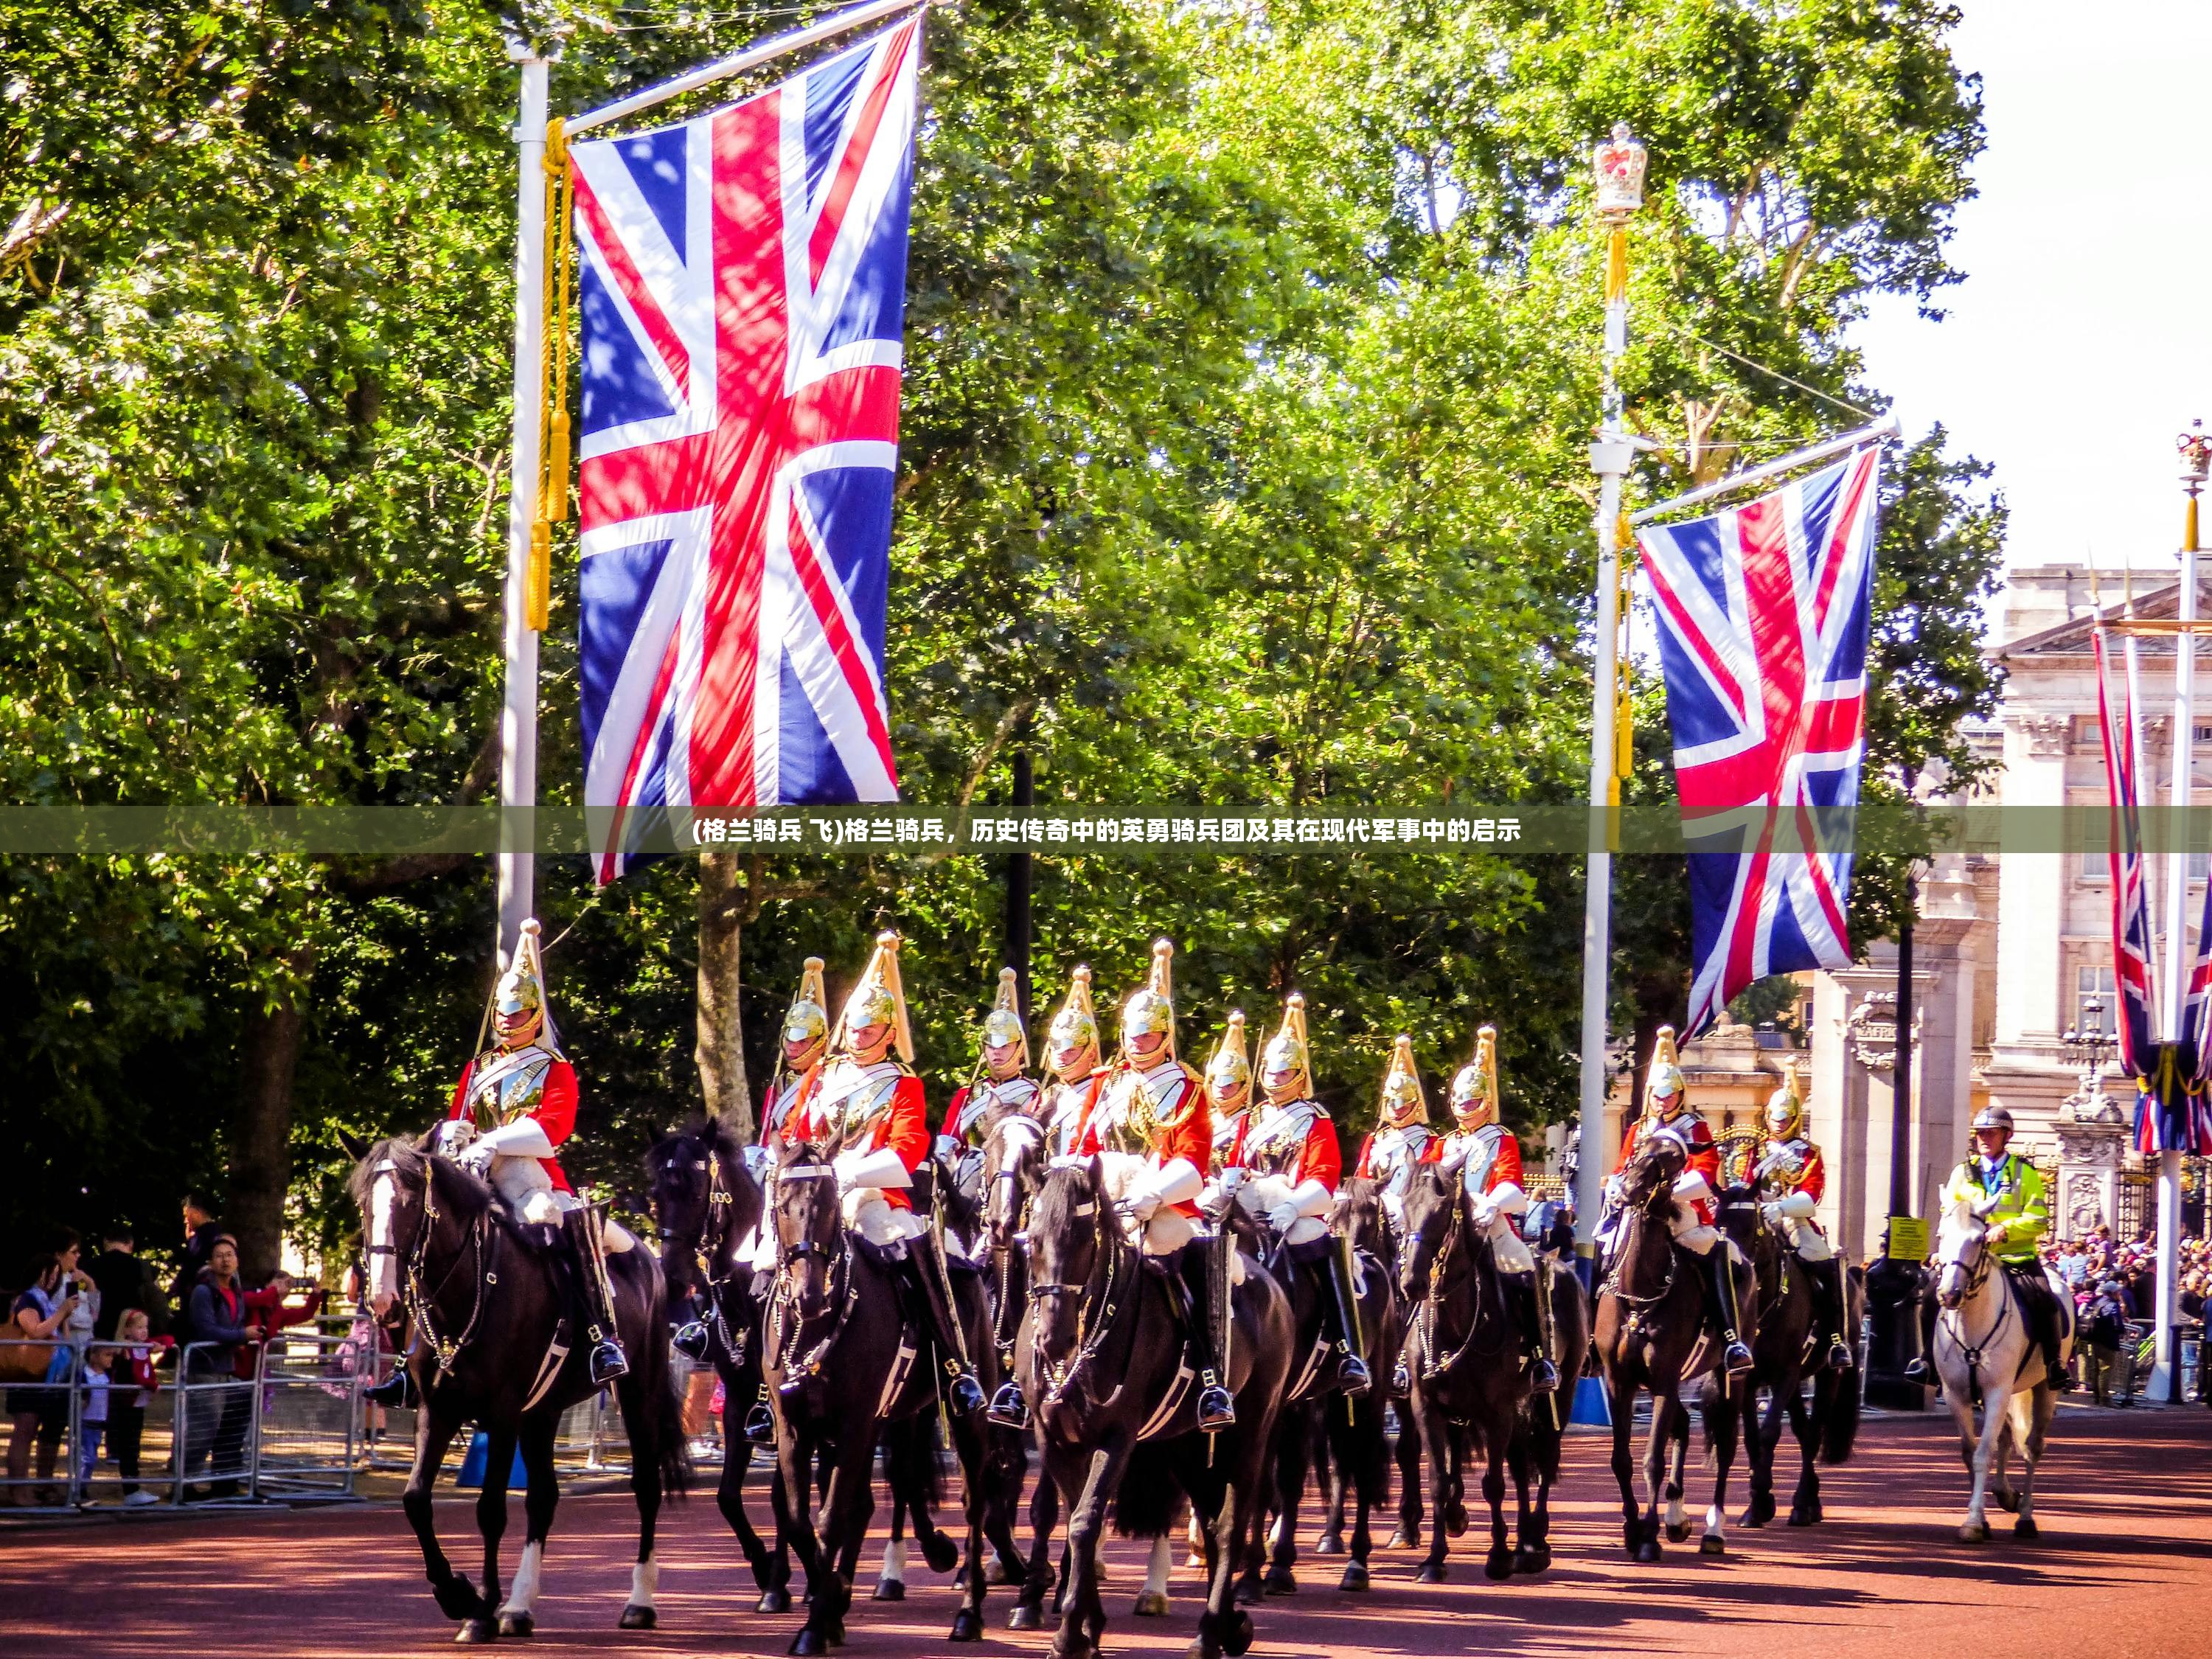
[
  {"x1": 790, "y1": 1067, "x2": 929, "y2": 1211},
  {"x1": 1615, "y1": 1109, "x2": 1719, "y2": 1225},
  {"x1": 1761, "y1": 1136, "x2": 1826, "y2": 1205},
  {"x1": 1231, "y1": 1102, "x2": 1342, "y2": 1192},
  {"x1": 446, "y1": 1053, "x2": 577, "y2": 1194},
  {"x1": 1070, "y1": 1062, "x2": 1212, "y2": 1218}
]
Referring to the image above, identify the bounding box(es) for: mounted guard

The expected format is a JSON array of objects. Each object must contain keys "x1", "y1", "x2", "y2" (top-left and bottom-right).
[
  {"x1": 785, "y1": 931, "x2": 987, "y2": 1418},
  {"x1": 1750, "y1": 1059, "x2": 1853, "y2": 1373},
  {"x1": 1206, "y1": 1009, "x2": 1254, "y2": 1173},
  {"x1": 1353, "y1": 1033, "x2": 1435, "y2": 1221},
  {"x1": 1604, "y1": 1026, "x2": 1751, "y2": 1377},
  {"x1": 407, "y1": 919, "x2": 632, "y2": 1394},
  {"x1": 1065, "y1": 939, "x2": 1235, "y2": 1430},
  {"x1": 1042, "y1": 964, "x2": 1107, "y2": 1155},
  {"x1": 1427, "y1": 1027, "x2": 1556, "y2": 1392},
  {"x1": 1225, "y1": 993, "x2": 1371, "y2": 1397},
  {"x1": 942, "y1": 967, "x2": 1042, "y2": 1155},
  {"x1": 759, "y1": 957, "x2": 830, "y2": 1151}
]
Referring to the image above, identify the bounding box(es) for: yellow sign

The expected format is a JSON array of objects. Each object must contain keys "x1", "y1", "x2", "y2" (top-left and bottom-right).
[{"x1": 1886, "y1": 1214, "x2": 1930, "y2": 1262}]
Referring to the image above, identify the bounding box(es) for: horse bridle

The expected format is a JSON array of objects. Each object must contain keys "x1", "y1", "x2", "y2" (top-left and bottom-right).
[
  {"x1": 658, "y1": 1141, "x2": 746, "y2": 1363},
  {"x1": 1409, "y1": 1182, "x2": 1503, "y2": 1382},
  {"x1": 380, "y1": 1155, "x2": 490, "y2": 1383},
  {"x1": 765, "y1": 1161, "x2": 856, "y2": 1385},
  {"x1": 1941, "y1": 1231, "x2": 2012, "y2": 1370},
  {"x1": 1029, "y1": 1186, "x2": 1128, "y2": 1410}
]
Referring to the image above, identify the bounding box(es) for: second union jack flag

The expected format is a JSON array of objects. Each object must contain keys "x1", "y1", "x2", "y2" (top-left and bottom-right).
[
  {"x1": 1639, "y1": 448, "x2": 1881, "y2": 1036},
  {"x1": 2092, "y1": 625, "x2": 2157, "y2": 1078},
  {"x1": 574, "y1": 18, "x2": 920, "y2": 881}
]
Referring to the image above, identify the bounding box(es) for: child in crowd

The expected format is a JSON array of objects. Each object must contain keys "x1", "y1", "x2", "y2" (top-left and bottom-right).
[
  {"x1": 112, "y1": 1309, "x2": 170, "y2": 1506},
  {"x1": 76, "y1": 1344, "x2": 114, "y2": 1492},
  {"x1": 235, "y1": 1270, "x2": 327, "y2": 1381}
]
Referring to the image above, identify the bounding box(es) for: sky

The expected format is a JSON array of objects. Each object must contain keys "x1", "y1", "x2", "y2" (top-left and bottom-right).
[{"x1": 1851, "y1": 0, "x2": 2212, "y2": 582}]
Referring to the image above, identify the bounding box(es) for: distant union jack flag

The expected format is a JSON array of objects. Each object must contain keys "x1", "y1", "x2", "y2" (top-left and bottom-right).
[
  {"x1": 574, "y1": 18, "x2": 920, "y2": 882},
  {"x1": 2093, "y1": 626, "x2": 2158, "y2": 1078},
  {"x1": 1639, "y1": 448, "x2": 1880, "y2": 1037}
]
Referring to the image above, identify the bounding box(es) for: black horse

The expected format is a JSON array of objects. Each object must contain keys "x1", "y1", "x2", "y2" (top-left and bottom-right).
[
  {"x1": 348, "y1": 1132, "x2": 689, "y2": 1643},
  {"x1": 1592, "y1": 1136, "x2": 1754, "y2": 1562},
  {"x1": 644, "y1": 1118, "x2": 793, "y2": 1610},
  {"x1": 1314, "y1": 1175, "x2": 1420, "y2": 1562},
  {"x1": 1697, "y1": 1181, "x2": 1864, "y2": 1529},
  {"x1": 1397, "y1": 1164, "x2": 1584, "y2": 1582},
  {"x1": 760, "y1": 1136, "x2": 1009, "y2": 1656},
  {"x1": 1018, "y1": 1155, "x2": 1295, "y2": 1659},
  {"x1": 1255, "y1": 1214, "x2": 1394, "y2": 1598}
]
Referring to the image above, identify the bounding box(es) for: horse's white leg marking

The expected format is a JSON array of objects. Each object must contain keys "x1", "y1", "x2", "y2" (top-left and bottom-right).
[
  {"x1": 1267, "y1": 1512, "x2": 1285, "y2": 1551},
  {"x1": 878, "y1": 1535, "x2": 907, "y2": 1586},
  {"x1": 1704, "y1": 1501, "x2": 1725, "y2": 1543},
  {"x1": 630, "y1": 1554, "x2": 658, "y2": 1610},
  {"x1": 1666, "y1": 1492, "x2": 1687, "y2": 1532},
  {"x1": 501, "y1": 1540, "x2": 544, "y2": 1615},
  {"x1": 1145, "y1": 1534, "x2": 1172, "y2": 1598}
]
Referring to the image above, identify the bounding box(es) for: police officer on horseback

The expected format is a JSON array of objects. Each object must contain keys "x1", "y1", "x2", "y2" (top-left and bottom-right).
[
  {"x1": 1751, "y1": 1060, "x2": 1854, "y2": 1374},
  {"x1": 1427, "y1": 1027, "x2": 1559, "y2": 1394},
  {"x1": 1910, "y1": 1104, "x2": 2070, "y2": 1390},
  {"x1": 789, "y1": 931, "x2": 988, "y2": 1419},
  {"x1": 1066, "y1": 941, "x2": 1237, "y2": 1431},
  {"x1": 1603, "y1": 1026, "x2": 1753, "y2": 1377},
  {"x1": 368, "y1": 919, "x2": 633, "y2": 1406},
  {"x1": 1225, "y1": 994, "x2": 1371, "y2": 1399}
]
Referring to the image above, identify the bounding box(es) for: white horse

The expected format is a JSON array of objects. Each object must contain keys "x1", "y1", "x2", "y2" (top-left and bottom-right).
[{"x1": 1931, "y1": 1194, "x2": 2071, "y2": 1543}]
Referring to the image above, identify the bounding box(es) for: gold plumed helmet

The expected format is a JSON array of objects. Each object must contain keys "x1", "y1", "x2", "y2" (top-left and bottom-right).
[
  {"x1": 983, "y1": 966, "x2": 1030, "y2": 1071},
  {"x1": 1120, "y1": 939, "x2": 1178, "y2": 1060},
  {"x1": 1206, "y1": 1009, "x2": 1251, "y2": 1098},
  {"x1": 1047, "y1": 964, "x2": 1099, "y2": 1071},
  {"x1": 1646, "y1": 1025, "x2": 1686, "y2": 1117},
  {"x1": 1764, "y1": 1057, "x2": 1805, "y2": 1139},
  {"x1": 1262, "y1": 992, "x2": 1312, "y2": 1097},
  {"x1": 495, "y1": 919, "x2": 558, "y2": 1052},
  {"x1": 1450, "y1": 1026, "x2": 1500, "y2": 1126},
  {"x1": 782, "y1": 956, "x2": 830, "y2": 1051},
  {"x1": 835, "y1": 930, "x2": 914, "y2": 1062},
  {"x1": 1379, "y1": 1034, "x2": 1426, "y2": 1127}
]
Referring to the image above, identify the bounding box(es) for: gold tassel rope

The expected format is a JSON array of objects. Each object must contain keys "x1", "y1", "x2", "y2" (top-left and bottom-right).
[{"x1": 527, "y1": 117, "x2": 575, "y2": 633}]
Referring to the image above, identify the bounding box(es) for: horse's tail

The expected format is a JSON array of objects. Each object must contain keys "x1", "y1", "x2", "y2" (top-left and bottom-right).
[
  {"x1": 1111, "y1": 1439, "x2": 1186, "y2": 1539},
  {"x1": 1818, "y1": 1364, "x2": 1862, "y2": 1464}
]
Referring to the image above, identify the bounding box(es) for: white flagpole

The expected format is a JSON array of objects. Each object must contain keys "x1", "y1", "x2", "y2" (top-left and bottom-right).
[
  {"x1": 1575, "y1": 127, "x2": 1645, "y2": 1253},
  {"x1": 496, "y1": 41, "x2": 551, "y2": 967}
]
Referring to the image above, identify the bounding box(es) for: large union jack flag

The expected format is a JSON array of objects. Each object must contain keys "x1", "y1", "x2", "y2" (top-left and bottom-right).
[
  {"x1": 574, "y1": 18, "x2": 919, "y2": 882},
  {"x1": 1639, "y1": 448, "x2": 1880, "y2": 1036}
]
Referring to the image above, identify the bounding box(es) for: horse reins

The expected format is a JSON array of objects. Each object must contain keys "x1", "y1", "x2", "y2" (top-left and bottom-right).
[
  {"x1": 765, "y1": 1163, "x2": 858, "y2": 1385},
  {"x1": 1413, "y1": 1188, "x2": 1506, "y2": 1382},
  {"x1": 660, "y1": 1140, "x2": 749, "y2": 1366},
  {"x1": 1030, "y1": 1190, "x2": 1128, "y2": 1410},
  {"x1": 386, "y1": 1157, "x2": 490, "y2": 1382}
]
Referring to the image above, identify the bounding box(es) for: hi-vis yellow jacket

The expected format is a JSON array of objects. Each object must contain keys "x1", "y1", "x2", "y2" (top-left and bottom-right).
[{"x1": 1940, "y1": 1153, "x2": 2048, "y2": 1265}]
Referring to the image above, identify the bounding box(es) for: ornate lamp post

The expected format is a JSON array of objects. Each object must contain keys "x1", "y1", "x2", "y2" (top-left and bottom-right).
[{"x1": 2062, "y1": 995, "x2": 2122, "y2": 1125}]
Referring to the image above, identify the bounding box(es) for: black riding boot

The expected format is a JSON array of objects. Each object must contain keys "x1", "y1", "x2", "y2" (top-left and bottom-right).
[
  {"x1": 364, "y1": 1355, "x2": 420, "y2": 1409},
  {"x1": 2020, "y1": 1268, "x2": 2073, "y2": 1391},
  {"x1": 1181, "y1": 1234, "x2": 1236, "y2": 1431},
  {"x1": 902, "y1": 1248, "x2": 987, "y2": 1416},
  {"x1": 1703, "y1": 1245, "x2": 1753, "y2": 1376},
  {"x1": 1804, "y1": 1256, "x2": 1853, "y2": 1371},
  {"x1": 1506, "y1": 1270, "x2": 1559, "y2": 1394},
  {"x1": 565, "y1": 1203, "x2": 632, "y2": 1386},
  {"x1": 1319, "y1": 1243, "x2": 1373, "y2": 1398}
]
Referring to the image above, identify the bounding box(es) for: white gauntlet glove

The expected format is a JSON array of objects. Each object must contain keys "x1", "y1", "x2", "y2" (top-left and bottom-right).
[{"x1": 1267, "y1": 1201, "x2": 1301, "y2": 1235}]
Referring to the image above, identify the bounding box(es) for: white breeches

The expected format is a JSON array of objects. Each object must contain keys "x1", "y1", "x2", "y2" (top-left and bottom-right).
[
  {"x1": 1781, "y1": 1218, "x2": 1834, "y2": 1262},
  {"x1": 1094, "y1": 1151, "x2": 1197, "y2": 1256},
  {"x1": 1668, "y1": 1202, "x2": 1720, "y2": 1256},
  {"x1": 844, "y1": 1189, "x2": 929, "y2": 1249},
  {"x1": 489, "y1": 1156, "x2": 634, "y2": 1251},
  {"x1": 1481, "y1": 1210, "x2": 1536, "y2": 1274}
]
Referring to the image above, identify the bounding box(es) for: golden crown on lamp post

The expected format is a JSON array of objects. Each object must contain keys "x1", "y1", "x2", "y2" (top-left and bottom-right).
[
  {"x1": 2180, "y1": 420, "x2": 2211, "y2": 493},
  {"x1": 1593, "y1": 122, "x2": 1647, "y2": 220}
]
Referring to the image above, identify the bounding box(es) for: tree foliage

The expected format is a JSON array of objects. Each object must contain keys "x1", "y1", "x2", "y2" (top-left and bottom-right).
[{"x1": 1, "y1": 0, "x2": 1997, "y2": 1274}]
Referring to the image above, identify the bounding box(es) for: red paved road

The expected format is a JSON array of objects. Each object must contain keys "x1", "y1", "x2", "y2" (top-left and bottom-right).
[{"x1": 7, "y1": 1405, "x2": 2209, "y2": 1658}]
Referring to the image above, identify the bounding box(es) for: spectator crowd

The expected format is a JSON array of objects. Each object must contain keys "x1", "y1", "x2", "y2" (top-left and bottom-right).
[
  {"x1": 3, "y1": 1194, "x2": 324, "y2": 1507},
  {"x1": 2036, "y1": 1227, "x2": 2212, "y2": 1406}
]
